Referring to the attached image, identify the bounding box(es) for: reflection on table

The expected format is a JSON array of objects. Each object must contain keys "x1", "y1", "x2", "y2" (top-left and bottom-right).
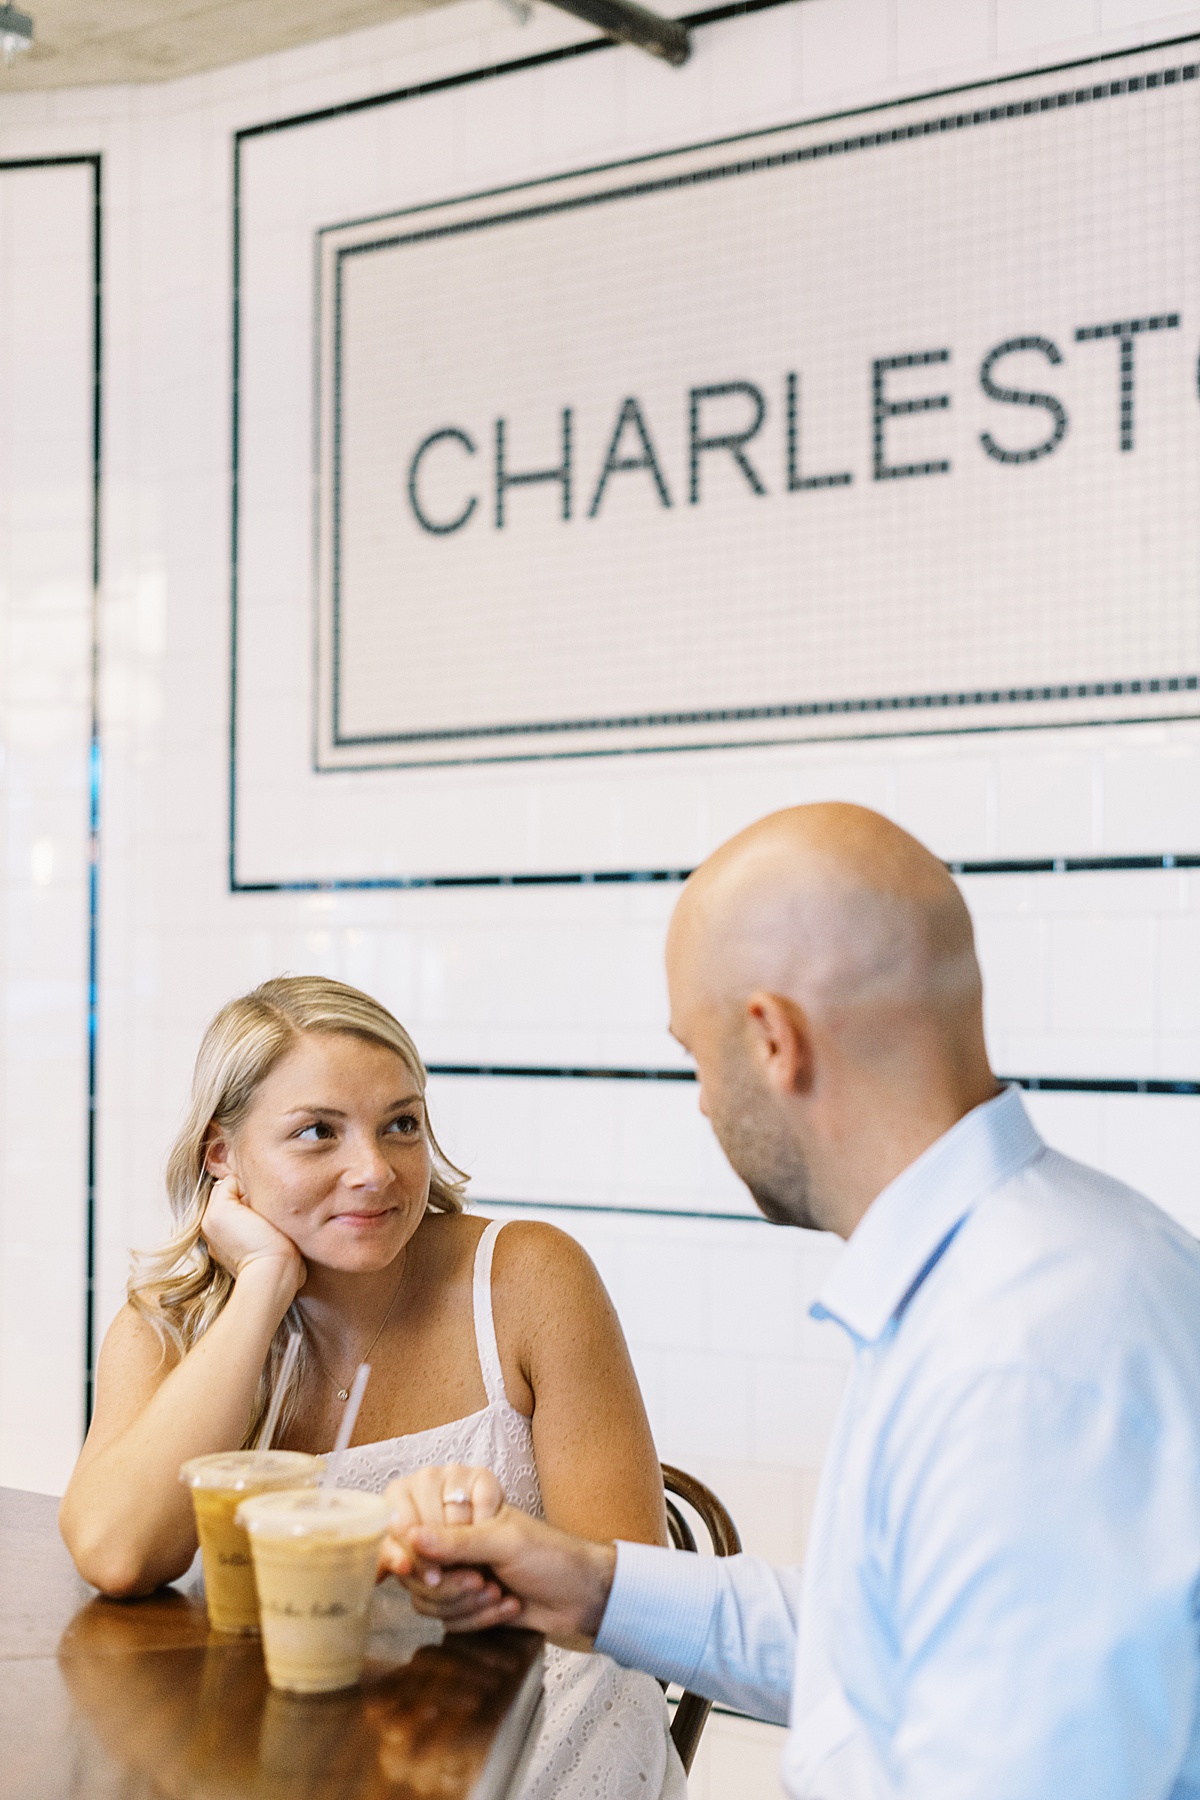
[{"x1": 1, "y1": 1487, "x2": 543, "y2": 1800}]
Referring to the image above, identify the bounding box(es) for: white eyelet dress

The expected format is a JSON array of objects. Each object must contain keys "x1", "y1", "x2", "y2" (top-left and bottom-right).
[{"x1": 335, "y1": 1219, "x2": 688, "y2": 1800}]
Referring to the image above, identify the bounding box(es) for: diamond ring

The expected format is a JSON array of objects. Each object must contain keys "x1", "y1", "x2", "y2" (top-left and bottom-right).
[{"x1": 443, "y1": 1487, "x2": 470, "y2": 1508}]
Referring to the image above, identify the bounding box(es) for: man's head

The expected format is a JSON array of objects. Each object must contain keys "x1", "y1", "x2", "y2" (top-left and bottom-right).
[{"x1": 666, "y1": 803, "x2": 997, "y2": 1236}]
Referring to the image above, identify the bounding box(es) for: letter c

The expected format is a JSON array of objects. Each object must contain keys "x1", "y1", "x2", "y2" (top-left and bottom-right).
[{"x1": 407, "y1": 428, "x2": 478, "y2": 535}]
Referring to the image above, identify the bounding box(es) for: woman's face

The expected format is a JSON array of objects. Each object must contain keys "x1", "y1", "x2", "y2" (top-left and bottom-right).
[{"x1": 210, "y1": 1030, "x2": 432, "y2": 1272}]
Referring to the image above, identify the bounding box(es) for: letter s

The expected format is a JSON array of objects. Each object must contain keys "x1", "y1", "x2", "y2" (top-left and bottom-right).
[{"x1": 979, "y1": 338, "x2": 1068, "y2": 464}]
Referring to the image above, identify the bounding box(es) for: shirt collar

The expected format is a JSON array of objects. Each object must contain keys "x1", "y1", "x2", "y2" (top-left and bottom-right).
[{"x1": 810, "y1": 1085, "x2": 1044, "y2": 1348}]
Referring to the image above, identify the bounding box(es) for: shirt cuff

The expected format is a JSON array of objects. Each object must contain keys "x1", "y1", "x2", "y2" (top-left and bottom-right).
[{"x1": 594, "y1": 1539, "x2": 721, "y2": 1690}]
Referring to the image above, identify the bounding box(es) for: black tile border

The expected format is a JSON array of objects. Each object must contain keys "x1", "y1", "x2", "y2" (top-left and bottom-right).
[
  {"x1": 86, "y1": 157, "x2": 102, "y2": 1431},
  {"x1": 232, "y1": 847, "x2": 1200, "y2": 895},
  {"x1": 427, "y1": 1063, "x2": 1200, "y2": 1095},
  {"x1": 0, "y1": 156, "x2": 103, "y2": 1427},
  {"x1": 231, "y1": 24, "x2": 1200, "y2": 890},
  {"x1": 271, "y1": 700, "x2": 1200, "y2": 786},
  {"x1": 477, "y1": 1196, "x2": 768, "y2": 1223},
  {"x1": 945, "y1": 852, "x2": 1200, "y2": 875},
  {"x1": 430, "y1": 1061, "x2": 696, "y2": 1079}
]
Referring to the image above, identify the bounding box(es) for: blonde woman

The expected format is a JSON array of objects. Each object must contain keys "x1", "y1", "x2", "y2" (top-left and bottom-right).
[{"x1": 60, "y1": 976, "x2": 686, "y2": 1800}]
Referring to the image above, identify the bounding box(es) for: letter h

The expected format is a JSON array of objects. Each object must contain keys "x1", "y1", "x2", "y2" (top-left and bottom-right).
[{"x1": 495, "y1": 410, "x2": 573, "y2": 528}]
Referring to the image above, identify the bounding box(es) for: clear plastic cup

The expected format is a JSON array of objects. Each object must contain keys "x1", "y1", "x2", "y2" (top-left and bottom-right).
[
  {"x1": 236, "y1": 1488, "x2": 390, "y2": 1694},
  {"x1": 180, "y1": 1450, "x2": 324, "y2": 1635}
]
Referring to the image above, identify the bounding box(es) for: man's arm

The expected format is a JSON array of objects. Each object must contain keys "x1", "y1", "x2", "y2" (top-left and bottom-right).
[
  {"x1": 387, "y1": 1494, "x2": 801, "y2": 1726},
  {"x1": 597, "y1": 1539, "x2": 802, "y2": 1725}
]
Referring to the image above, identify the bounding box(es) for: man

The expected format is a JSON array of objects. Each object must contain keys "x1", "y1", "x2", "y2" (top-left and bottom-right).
[{"x1": 381, "y1": 803, "x2": 1200, "y2": 1797}]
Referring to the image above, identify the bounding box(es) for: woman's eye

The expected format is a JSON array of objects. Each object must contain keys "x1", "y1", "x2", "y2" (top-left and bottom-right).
[
  {"x1": 296, "y1": 1121, "x2": 334, "y2": 1142},
  {"x1": 387, "y1": 1114, "x2": 421, "y2": 1136}
]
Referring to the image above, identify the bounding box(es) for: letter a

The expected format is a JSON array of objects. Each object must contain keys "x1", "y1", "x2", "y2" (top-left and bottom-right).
[{"x1": 588, "y1": 398, "x2": 673, "y2": 517}]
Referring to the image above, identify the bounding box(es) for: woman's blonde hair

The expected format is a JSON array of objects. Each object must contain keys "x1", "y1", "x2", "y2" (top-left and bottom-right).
[{"x1": 128, "y1": 976, "x2": 466, "y2": 1445}]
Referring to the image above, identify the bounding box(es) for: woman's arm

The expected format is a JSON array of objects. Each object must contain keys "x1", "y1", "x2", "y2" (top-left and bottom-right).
[
  {"x1": 59, "y1": 1183, "x2": 303, "y2": 1597},
  {"x1": 493, "y1": 1221, "x2": 668, "y2": 1548}
]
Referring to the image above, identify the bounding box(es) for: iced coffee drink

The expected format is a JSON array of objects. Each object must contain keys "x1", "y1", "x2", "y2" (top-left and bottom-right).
[
  {"x1": 180, "y1": 1450, "x2": 324, "y2": 1635},
  {"x1": 236, "y1": 1488, "x2": 390, "y2": 1694}
]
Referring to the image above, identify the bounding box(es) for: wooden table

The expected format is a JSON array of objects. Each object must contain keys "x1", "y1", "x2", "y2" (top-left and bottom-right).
[{"x1": 0, "y1": 1488, "x2": 543, "y2": 1800}]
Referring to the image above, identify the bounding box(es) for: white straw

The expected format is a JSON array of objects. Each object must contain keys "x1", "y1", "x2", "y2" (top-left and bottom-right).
[
  {"x1": 258, "y1": 1331, "x2": 301, "y2": 1456},
  {"x1": 321, "y1": 1362, "x2": 371, "y2": 1491}
]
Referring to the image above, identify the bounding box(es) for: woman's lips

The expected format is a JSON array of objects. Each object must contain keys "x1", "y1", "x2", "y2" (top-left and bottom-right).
[{"x1": 331, "y1": 1207, "x2": 398, "y2": 1227}]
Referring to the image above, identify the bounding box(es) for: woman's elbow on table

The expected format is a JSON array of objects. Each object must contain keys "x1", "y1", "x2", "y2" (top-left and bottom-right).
[{"x1": 59, "y1": 1501, "x2": 188, "y2": 1599}]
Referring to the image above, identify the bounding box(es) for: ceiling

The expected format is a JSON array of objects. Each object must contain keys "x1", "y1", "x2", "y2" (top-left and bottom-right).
[{"x1": 0, "y1": 0, "x2": 456, "y2": 90}]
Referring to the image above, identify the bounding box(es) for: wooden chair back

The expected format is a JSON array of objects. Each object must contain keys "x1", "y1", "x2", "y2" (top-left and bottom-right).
[{"x1": 660, "y1": 1463, "x2": 742, "y2": 1773}]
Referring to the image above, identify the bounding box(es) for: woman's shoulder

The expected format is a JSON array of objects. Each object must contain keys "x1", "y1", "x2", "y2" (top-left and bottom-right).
[
  {"x1": 417, "y1": 1210, "x2": 603, "y2": 1309},
  {"x1": 489, "y1": 1216, "x2": 593, "y2": 1271},
  {"x1": 85, "y1": 1302, "x2": 182, "y2": 1445},
  {"x1": 103, "y1": 1299, "x2": 181, "y2": 1364},
  {"x1": 488, "y1": 1218, "x2": 610, "y2": 1325}
]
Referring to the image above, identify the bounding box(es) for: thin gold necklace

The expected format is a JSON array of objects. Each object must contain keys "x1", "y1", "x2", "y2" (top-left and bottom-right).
[{"x1": 308, "y1": 1250, "x2": 408, "y2": 1402}]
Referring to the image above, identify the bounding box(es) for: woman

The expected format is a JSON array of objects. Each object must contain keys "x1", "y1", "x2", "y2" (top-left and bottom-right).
[{"x1": 60, "y1": 976, "x2": 685, "y2": 1800}]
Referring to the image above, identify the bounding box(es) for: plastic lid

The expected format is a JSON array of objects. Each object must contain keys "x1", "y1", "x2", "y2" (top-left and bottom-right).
[
  {"x1": 179, "y1": 1450, "x2": 324, "y2": 1492},
  {"x1": 236, "y1": 1487, "x2": 390, "y2": 1539}
]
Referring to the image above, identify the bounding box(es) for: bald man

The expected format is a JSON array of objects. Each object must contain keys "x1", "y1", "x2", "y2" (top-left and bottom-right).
[{"x1": 381, "y1": 804, "x2": 1200, "y2": 1799}]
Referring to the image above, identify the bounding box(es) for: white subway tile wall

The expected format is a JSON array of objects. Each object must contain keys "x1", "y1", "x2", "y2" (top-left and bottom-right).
[
  {"x1": 2, "y1": 9, "x2": 1199, "y2": 1797},
  {"x1": 0, "y1": 160, "x2": 94, "y2": 1493}
]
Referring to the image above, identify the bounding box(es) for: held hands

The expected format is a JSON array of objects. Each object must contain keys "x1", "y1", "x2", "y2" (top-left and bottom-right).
[
  {"x1": 200, "y1": 1175, "x2": 306, "y2": 1299},
  {"x1": 382, "y1": 1465, "x2": 513, "y2": 1627},
  {"x1": 379, "y1": 1464, "x2": 617, "y2": 1651}
]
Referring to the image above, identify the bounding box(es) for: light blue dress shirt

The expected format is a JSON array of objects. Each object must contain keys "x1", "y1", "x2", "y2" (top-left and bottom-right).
[{"x1": 596, "y1": 1087, "x2": 1200, "y2": 1798}]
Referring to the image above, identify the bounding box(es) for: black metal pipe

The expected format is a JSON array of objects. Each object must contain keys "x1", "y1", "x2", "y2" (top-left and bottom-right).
[{"x1": 546, "y1": 0, "x2": 690, "y2": 64}]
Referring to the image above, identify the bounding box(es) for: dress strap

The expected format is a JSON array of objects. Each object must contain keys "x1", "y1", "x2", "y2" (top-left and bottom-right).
[{"x1": 471, "y1": 1218, "x2": 511, "y2": 1411}]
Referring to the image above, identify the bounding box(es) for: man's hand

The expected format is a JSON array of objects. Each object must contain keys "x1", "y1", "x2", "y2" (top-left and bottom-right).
[{"x1": 379, "y1": 1466, "x2": 617, "y2": 1651}]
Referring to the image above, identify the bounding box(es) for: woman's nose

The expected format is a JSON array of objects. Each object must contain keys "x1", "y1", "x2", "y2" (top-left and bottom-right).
[{"x1": 344, "y1": 1136, "x2": 394, "y2": 1188}]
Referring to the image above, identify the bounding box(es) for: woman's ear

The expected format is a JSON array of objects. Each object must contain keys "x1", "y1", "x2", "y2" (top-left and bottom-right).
[
  {"x1": 744, "y1": 991, "x2": 812, "y2": 1096},
  {"x1": 203, "y1": 1125, "x2": 235, "y2": 1181}
]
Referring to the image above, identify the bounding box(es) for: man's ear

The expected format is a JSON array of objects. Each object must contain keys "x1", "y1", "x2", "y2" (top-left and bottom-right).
[{"x1": 744, "y1": 992, "x2": 812, "y2": 1096}]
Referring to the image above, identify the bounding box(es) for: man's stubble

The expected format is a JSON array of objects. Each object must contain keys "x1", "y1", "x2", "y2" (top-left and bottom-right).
[{"x1": 705, "y1": 1053, "x2": 820, "y2": 1232}]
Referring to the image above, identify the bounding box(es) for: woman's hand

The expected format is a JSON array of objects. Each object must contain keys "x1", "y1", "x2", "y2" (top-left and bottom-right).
[
  {"x1": 380, "y1": 1465, "x2": 509, "y2": 1625},
  {"x1": 201, "y1": 1176, "x2": 305, "y2": 1299}
]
